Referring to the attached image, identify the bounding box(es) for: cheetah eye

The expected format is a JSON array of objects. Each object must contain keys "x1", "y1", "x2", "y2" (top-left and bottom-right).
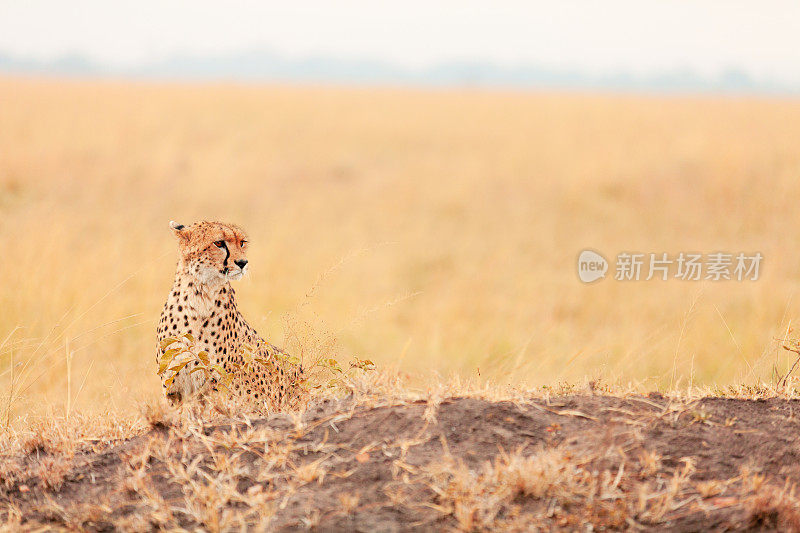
[
  {"x1": 214, "y1": 240, "x2": 225, "y2": 248},
  {"x1": 240, "y1": 240, "x2": 247, "y2": 247}
]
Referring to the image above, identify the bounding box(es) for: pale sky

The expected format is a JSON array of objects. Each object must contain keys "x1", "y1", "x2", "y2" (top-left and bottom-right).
[{"x1": 2, "y1": 1, "x2": 800, "y2": 83}]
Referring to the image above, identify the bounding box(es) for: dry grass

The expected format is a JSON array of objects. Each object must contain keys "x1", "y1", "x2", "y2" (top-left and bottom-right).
[
  {"x1": 3, "y1": 70, "x2": 800, "y2": 505},
  {"x1": 2, "y1": 77, "x2": 800, "y2": 428},
  {"x1": 4, "y1": 371, "x2": 800, "y2": 530}
]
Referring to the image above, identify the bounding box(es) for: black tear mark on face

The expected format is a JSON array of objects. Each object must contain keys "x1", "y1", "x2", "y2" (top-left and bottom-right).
[{"x1": 220, "y1": 241, "x2": 230, "y2": 270}]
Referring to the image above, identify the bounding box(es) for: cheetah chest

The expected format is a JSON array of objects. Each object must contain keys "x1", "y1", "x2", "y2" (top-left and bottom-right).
[{"x1": 160, "y1": 286, "x2": 248, "y2": 371}]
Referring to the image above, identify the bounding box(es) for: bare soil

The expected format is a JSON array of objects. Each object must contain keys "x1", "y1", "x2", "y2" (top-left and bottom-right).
[{"x1": 4, "y1": 394, "x2": 800, "y2": 531}]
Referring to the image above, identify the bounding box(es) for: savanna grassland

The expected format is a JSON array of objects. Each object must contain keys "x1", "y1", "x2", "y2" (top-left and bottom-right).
[
  {"x1": 4, "y1": 77, "x2": 800, "y2": 530},
  {"x1": 3, "y1": 77, "x2": 800, "y2": 419}
]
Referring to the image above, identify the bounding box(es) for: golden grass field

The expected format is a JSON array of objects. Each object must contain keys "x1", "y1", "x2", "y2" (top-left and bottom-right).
[
  {"x1": 3, "y1": 76, "x2": 800, "y2": 425},
  {"x1": 7, "y1": 77, "x2": 800, "y2": 531}
]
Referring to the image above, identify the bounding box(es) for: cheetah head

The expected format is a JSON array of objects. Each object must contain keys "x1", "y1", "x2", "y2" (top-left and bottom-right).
[{"x1": 170, "y1": 220, "x2": 249, "y2": 285}]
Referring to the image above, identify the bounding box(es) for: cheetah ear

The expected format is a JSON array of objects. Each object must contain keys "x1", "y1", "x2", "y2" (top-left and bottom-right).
[{"x1": 169, "y1": 220, "x2": 189, "y2": 239}]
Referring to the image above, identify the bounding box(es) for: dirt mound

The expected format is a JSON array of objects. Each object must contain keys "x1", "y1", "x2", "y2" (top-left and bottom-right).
[{"x1": 4, "y1": 395, "x2": 800, "y2": 531}]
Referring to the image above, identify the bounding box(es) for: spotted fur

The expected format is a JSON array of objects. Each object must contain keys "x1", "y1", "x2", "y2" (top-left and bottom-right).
[{"x1": 156, "y1": 220, "x2": 303, "y2": 408}]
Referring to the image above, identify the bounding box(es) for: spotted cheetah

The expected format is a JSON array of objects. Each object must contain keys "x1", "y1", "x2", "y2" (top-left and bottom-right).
[{"x1": 156, "y1": 220, "x2": 303, "y2": 408}]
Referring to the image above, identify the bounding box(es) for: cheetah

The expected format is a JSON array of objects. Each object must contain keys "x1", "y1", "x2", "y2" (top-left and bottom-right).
[{"x1": 156, "y1": 220, "x2": 303, "y2": 408}]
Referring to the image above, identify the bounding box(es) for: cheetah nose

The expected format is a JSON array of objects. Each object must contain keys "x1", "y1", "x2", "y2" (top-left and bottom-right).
[{"x1": 234, "y1": 259, "x2": 248, "y2": 269}]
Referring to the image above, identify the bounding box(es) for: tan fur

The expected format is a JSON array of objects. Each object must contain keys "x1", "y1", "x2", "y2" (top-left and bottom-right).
[{"x1": 156, "y1": 220, "x2": 303, "y2": 408}]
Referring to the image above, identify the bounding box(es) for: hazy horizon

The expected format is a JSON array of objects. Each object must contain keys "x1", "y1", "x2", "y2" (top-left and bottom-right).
[
  {"x1": 0, "y1": 47, "x2": 796, "y2": 95},
  {"x1": 2, "y1": 1, "x2": 800, "y2": 93}
]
